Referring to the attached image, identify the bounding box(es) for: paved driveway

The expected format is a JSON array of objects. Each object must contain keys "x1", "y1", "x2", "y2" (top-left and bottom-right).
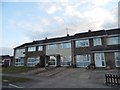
[{"x1": 12, "y1": 67, "x2": 119, "y2": 88}]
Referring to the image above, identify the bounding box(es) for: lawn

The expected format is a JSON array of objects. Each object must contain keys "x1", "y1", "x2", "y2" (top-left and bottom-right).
[
  {"x1": 2, "y1": 76, "x2": 31, "y2": 83},
  {"x1": 2, "y1": 66, "x2": 37, "y2": 74}
]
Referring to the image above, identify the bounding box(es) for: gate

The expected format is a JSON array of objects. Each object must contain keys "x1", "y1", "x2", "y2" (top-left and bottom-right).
[{"x1": 105, "y1": 74, "x2": 120, "y2": 86}]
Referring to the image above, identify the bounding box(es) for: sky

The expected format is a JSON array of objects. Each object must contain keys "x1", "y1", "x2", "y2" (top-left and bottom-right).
[{"x1": 1, "y1": 0, "x2": 119, "y2": 56}]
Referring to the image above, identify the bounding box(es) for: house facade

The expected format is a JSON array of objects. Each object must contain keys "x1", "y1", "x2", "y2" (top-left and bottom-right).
[
  {"x1": 13, "y1": 28, "x2": 120, "y2": 68},
  {"x1": 0, "y1": 55, "x2": 13, "y2": 66}
]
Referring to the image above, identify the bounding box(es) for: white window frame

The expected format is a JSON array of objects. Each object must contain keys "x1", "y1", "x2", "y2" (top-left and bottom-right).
[
  {"x1": 61, "y1": 42, "x2": 71, "y2": 48},
  {"x1": 76, "y1": 54, "x2": 91, "y2": 67},
  {"x1": 27, "y1": 57, "x2": 40, "y2": 67},
  {"x1": 15, "y1": 58, "x2": 24, "y2": 66},
  {"x1": 38, "y1": 46, "x2": 43, "y2": 51},
  {"x1": 76, "y1": 39, "x2": 89, "y2": 47},
  {"x1": 28, "y1": 47, "x2": 36, "y2": 52},
  {"x1": 107, "y1": 36, "x2": 120, "y2": 45},
  {"x1": 61, "y1": 56, "x2": 71, "y2": 66},
  {"x1": 93, "y1": 37, "x2": 102, "y2": 46},
  {"x1": 47, "y1": 44, "x2": 56, "y2": 49},
  {"x1": 115, "y1": 52, "x2": 120, "y2": 67},
  {"x1": 15, "y1": 49, "x2": 25, "y2": 57}
]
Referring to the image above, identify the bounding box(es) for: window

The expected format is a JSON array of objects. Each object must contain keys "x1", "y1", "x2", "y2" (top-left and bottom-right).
[
  {"x1": 15, "y1": 49, "x2": 25, "y2": 58},
  {"x1": 61, "y1": 42, "x2": 71, "y2": 48},
  {"x1": 38, "y1": 46, "x2": 43, "y2": 51},
  {"x1": 47, "y1": 44, "x2": 56, "y2": 49},
  {"x1": 15, "y1": 57, "x2": 24, "y2": 66},
  {"x1": 107, "y1": 36, "x2": 120, "y2": 45},
  {"x1": 76, "y1": 54, "x2": 91, "y2": 67},
  {"x1": 76, "y1": 39, "x2": 89, "y2": 47},
  {"x1": 61, "y1": 56, "x2": 71, "y2": 66},
  {"x1": 28, "y1": 47, "x2": 36, "y2": 52},
  {"x1": 27, "y1": 57, "x2": 39, "y2": 66},
  {"x1": 93, "y1": 37, "x2": 102, "y2": 46},
  {"x1": 115, "y1": 52, "x2": 120, "y2": 67}
]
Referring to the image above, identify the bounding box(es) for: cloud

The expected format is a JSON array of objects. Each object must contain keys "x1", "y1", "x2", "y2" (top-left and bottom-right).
[
  {"x1": 0, "y1": 47, "x2": 13, "y2": 56},
  {"x1": 8, "y1": 0, "x2": 118, "y2": 41},
  {"x1": 53, "y1": 16, "x2": 64, "y2": 24},
  {"x1": 47, "y1": 5, "x2": 61, "y2": 14},
  {"x1": 91, "y1": 0, "x2": 112, "y2": 6},
  {"x1": 2, "y1": 0, "x2": 51, "y2": 2}
]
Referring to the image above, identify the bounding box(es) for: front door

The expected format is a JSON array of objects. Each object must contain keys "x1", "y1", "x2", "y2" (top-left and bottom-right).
[
  {"x1": 94, "y1": 53, "x2": 106, "y2": 67},
  {"x1": 4, "y1": 59, "x2": 10, "y2": 66}
]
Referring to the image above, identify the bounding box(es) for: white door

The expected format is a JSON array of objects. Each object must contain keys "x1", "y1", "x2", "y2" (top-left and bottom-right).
[{"x1": 94, "y1": 53, "x2": 106, "y2": 67}]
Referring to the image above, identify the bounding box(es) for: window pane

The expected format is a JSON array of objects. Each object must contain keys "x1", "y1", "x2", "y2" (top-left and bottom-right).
[
  {"x1": 76, "y1": 54, "x2": 91, "y2": 67},
  {"x1": 28, "y1": 47, "x2": 36, "y2": 52},
  {"x1": 27, "y1": 57, "x2": 39, "y2": 66},
  {"x1": 47, "y1": 44, "x2": 56, "y2": 49},
  {"x1": 38, "y1": 46, "x2": 43, "y2": 51},
  {"x1": 115, "y1": 52, "x2": 120, "y2": 67},
  {"x1": 15, "y1": 49, "x2": 25, "y2": 58},
  {"x1": 61, "y1": 56, "x2": 71, "y2": 66},
  {"x1": 94, "y1": 37, "x2": 102, "y2": 46},
  {"x1": 107, "y1": 36, "x2": 120, "y2": 45},
  {"x1": 76, "y1": 39, "x2": 89, "y2": 47},
  {"x1": 61, "y1": 42, "x2": 71, "y2": 48}
]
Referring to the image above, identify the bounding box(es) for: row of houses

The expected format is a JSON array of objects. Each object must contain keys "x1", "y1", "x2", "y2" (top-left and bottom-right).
[{"x1": 13, "y1": 28, "x2": 120, "y2": 68}]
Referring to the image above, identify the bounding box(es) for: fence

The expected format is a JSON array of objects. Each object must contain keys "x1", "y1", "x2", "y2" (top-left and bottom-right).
[{"x1": 105, "y1": 74, "x2": 120, "y2": 86}]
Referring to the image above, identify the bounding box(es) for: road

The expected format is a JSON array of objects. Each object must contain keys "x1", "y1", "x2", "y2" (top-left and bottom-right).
[{"x1": 1, "y1": 67, "x2": 119, "y2": 88}]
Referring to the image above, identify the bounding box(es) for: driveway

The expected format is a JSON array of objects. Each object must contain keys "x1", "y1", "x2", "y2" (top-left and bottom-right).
[{"x1": 8, "y1": 67, "x2": 119, "y2": 88}]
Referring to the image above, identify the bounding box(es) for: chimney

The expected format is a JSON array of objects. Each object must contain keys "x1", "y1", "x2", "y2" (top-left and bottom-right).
[
  {"x1": 88, "y1": 29, "x2": 91, "y2": 33},
  {"x1": 67, "y1": 34, "x2": 69, "y2": 37},
  {"x1": 45, "y1": 37, "x2": 47, "y2": 40}
]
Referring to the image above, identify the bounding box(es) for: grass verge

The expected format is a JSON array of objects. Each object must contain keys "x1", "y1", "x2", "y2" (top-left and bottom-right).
[
  {"x1": 2, "y1": 76, "x2": 31, "y2": 83},
  {"x1": 2, "y1": 66, "x2": 37, "y2": 74}
]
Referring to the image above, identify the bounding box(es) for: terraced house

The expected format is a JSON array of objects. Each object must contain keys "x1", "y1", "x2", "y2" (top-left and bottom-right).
[{"x1": 13, "y1": 28, "x2": 120, "y2": 69}]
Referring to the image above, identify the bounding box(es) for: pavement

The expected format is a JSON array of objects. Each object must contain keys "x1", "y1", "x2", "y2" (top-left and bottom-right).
[{"x1": 1, "y1": 67, "x2": 120, "y2": 88}]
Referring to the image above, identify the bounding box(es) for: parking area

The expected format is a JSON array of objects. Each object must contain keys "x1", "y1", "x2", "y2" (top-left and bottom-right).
[{"x1": 12, "y1": 67, "x2": 119, "y2": 88}]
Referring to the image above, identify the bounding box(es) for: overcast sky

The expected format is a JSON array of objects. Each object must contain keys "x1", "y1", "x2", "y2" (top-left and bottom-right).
[{"x1": 1, "y1": 0, "x2": 119, "y2": 56}]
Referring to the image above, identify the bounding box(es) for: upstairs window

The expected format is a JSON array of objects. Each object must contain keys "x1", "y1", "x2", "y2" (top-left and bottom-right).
[
  {"x1": 28, "y1": 47, "x2": 36, "y2": 52},
  {"x1": 15, "y1": 49, "x2": 25, "y2": 58},
  {"x1": 93, "y1": 37, "x2": 102, "y2": 46},
  {"x1": 76, "y1": 39, "x2": 89, "y2": 47},
  {"x1": 107, "y1": 36, "x2": 120, "y2": 45},
  {"x1": 38, "y1": 46, "x2": 43, "y2": 51},
  {"x1": 47, "y1": 44, "x2": 56, "y2": 49},
  {"x1": 61, "y1": 42, "x2": 71, "y2": 48}
]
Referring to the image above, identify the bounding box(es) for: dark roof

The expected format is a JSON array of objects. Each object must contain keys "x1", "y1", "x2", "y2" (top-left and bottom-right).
[
  {"x1": 44, "y1": 35, "x2": 73, "y2": 43},
  {"x1": 0, "y1": 55, "x2": 12, "y2": 60},
  {"x1": 106, "y1": 28, "x2": 120, "y2": 35},
  {"x1": 74, "y1": 31, "x2": 91, "y2": 38},
  {"x1": 91, "y1": 30, "x2": 106, "y2": 37},
  {"x1": 15, "y1": 28, "x2": 120, "y2": 49},
  {"x1": 15, "y1": 35, "x2": 73, "y2": 49}
]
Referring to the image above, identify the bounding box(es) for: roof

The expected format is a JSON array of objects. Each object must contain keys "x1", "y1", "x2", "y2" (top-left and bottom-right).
[
  {"x1": 0, "y1": 55, "x2": 13, "y2": 60},
  {"x1": 14, "y1": 28, "x2": 120, "y2": 49},
  {"x1": 106, "y1": 28, "x2": 120, "y2": 35}
]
